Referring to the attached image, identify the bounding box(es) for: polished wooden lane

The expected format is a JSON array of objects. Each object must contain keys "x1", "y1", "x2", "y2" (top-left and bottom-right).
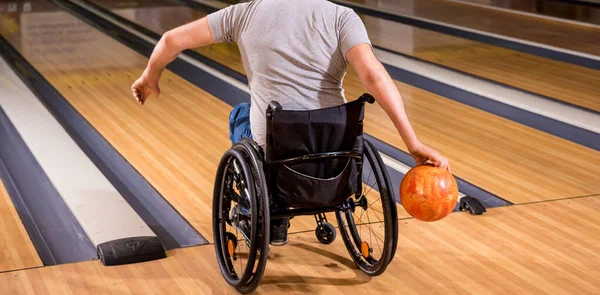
[
  {"x1": 344, "y1": 0, "x2": 600, "y2": 57},
  {"x1": 1, "y1": 6, "x2": 234, "y2": 241},
  {"x1": 101, "y1": 3, "x2": 600, "y2": 204},
  {"x1": 0, "y1": 179, "x2": 43, "y2": 272},
  {"x1": 1, "y1": 195, "x2": 599, "y2": 294},
  {"x1": 457, "y1": 0, "x2": 600, "y2": 26}
]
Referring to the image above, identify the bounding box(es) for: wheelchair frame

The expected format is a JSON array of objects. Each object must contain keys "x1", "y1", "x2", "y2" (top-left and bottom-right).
[{"x1": 213, "y1": 93, "x2": 398, "y2": 294}]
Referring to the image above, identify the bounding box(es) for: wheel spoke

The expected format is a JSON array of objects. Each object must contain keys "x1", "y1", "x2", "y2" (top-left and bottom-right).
[
  {"x1": 365, "y1": 210, "x2": 382, "y2": 255},
  {"x1": 352, "y1": 210, "x2": 386, "y2": 245}
]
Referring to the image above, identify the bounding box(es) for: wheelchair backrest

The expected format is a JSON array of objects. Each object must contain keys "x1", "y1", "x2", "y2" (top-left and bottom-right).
[
  {"x1": 264, "y1": 94, "x2": 373, "y2": 208},
  {"x1": 265, "y1": 98, "x2": 366, "y2": 163}
]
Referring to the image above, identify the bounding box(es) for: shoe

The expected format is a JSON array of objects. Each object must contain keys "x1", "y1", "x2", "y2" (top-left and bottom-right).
[{"x1": 270, "y1": 218, "x2": 289, "y2": 246}]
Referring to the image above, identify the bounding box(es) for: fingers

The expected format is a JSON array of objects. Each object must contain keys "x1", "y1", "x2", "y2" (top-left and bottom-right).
[
  {"x1": 410, "y1": 143, "x2": 452, "y2": 173},
  {"x1": 437, "y1": 158, "x2": 451, "y2": 173},
  {"x1": 429, "y1": 151, "x2": 451, "y2": 172},
  {"x1": 132, "y1": 88, "x2": 144, "y2": 105},
  {"x1": 131, "y1": 83, "x2": 148, "y2": 105},
  {"x1": 437, "y1": 160, "x2": 448, "y2": 172}
]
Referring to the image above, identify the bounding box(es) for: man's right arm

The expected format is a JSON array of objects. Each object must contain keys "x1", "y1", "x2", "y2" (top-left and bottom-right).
[
  {"x1": 132, "y1": 2, "x2": 249, "y2": 105},
  {"x1": 347, "y1": 44, "x2": 450, "y2": 171},
  {"x1": 131, "y1": 17, "x2": 215, "y2": 104}
]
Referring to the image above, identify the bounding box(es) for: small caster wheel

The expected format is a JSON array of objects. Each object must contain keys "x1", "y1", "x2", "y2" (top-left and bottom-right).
[{"x1": 315, "y1": 222, "x2": 336, "y2": 244}]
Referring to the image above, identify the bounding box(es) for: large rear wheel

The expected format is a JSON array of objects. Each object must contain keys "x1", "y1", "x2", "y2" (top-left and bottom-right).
[
  {"x1": 213, "y1": 141, "x2": 270, "y2": 294},
  {"x1": 336, "y1": 139, "x2": 398, "y2": 276}
]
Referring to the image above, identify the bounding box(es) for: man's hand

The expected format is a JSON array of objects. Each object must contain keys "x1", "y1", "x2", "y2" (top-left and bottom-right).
[
  {"x1": 131, "y1": 72, "x2": 160, "y2": 105},
  {"x1": 408, "y1": 141, "x2": 451, "y2": 172}
]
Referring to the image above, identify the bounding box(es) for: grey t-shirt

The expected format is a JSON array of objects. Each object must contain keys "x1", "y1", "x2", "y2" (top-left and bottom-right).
[{"x1": 208, "y1": 0, "x2": 371, "y2": 148}]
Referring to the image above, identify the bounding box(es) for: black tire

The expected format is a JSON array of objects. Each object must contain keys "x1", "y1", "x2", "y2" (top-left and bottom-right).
[
  {"x1": 213, "y1": 140, "x2": 270, "y2": 294},
  {"x1": 336, "y1": 139, "x2": 398, "y2": 276},
  {"x1": 315, "y1": 222, "x2": 337, "y2": 244}
]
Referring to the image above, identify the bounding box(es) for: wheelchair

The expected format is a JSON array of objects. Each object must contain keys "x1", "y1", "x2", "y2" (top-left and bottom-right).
[{"x1": 212, "y1": 93, "x2": 399, "y2": 293}]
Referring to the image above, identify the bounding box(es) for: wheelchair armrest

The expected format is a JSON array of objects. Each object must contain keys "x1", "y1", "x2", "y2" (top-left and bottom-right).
[
  {"x1": 360, "y1": 93, "x2": 375, "y2": 104},
  {"x1": 268, "y1": 101, "x2": 283, "y2": 112}
]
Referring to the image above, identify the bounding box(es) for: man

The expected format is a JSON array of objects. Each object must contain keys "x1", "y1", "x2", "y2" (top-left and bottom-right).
[{"x1": 132, "y1": 0, "x2": 450, "y2": 246}]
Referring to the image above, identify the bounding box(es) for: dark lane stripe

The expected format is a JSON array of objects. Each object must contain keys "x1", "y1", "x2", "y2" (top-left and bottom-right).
[
  {"x1": 62, "y1": 0, "x2": 508, "y2": 207},
  {"x1": 0, "y1": 104, "x2": 97, "y2": 265},
  {"x1": 0, "y1": 27, "x2": 205, "y2": 249},
  {"x1": 381, "y1": 56, "x2": 600, "y2": 151},
  {"x1": 330, "y1": 0, "x2": 600, "y2": 71}
]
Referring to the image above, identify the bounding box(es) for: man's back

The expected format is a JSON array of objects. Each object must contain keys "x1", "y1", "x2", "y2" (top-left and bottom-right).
[{"x1": 208, "y1": 0, "x2": 371, "y2": 147}]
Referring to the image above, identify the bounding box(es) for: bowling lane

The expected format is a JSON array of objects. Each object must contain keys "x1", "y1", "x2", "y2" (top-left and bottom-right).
[
  {"x1": 340, "y1": 0, "x2": 600, "y2": 57},
  {"x1": 95, "y1": 2, "x2": 600, "y2": 204},
  {"x1": 457, "y1": 0, "x2": 600, "y2": 26},
  {"x1": 0, "y1": 179, "x2": 43, "y2": 272},
  {"x1": 2, "y1": 195, "x2": 600, "y2": 294},
  {"x1": 0, "y1": 2, "x2": 234, "y2": 241}
]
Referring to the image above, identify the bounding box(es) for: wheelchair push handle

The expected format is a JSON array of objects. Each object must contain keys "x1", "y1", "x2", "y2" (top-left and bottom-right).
[
  {"x1": 359, "y1": 93, "x2": 375, "y2": 104},
  {"x1": 268, "y1": 101, "x2": 283, "y2": 112}
]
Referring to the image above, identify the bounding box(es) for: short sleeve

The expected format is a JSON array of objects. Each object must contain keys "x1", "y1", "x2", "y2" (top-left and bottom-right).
[
  {"x1": 338, "y1": 9, "x2": 372, "y2": 62},
  {"x1": 207, "y1": 3, "x2": 251, "y2": 43}
]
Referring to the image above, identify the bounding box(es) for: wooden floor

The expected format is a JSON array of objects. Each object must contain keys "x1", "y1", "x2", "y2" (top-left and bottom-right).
[
  {"x1": 344, "y1": 0, "x2": 600, "y2": 56},
  {"x1": 0, "y1": 179, "x2": 43, "y2": 272},
  {"x1": 1, "y1": 195, "x2": 598, "y2": 294},
  {"x1": 101, "y1": 4, "x2": 600, "y2": 204},
  {"x1": 0, "y1": 2, "x2": 598, "y2": 293}
]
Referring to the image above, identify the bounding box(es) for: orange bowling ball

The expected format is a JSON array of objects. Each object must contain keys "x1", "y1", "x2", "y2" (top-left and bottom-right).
[{"x1": 400, "y1": 164, "x2": 458, "y2": 222}]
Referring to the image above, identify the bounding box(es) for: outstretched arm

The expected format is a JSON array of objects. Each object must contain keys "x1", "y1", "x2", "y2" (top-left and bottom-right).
[
  {"x1": 347, "y1": 44, "x2": 450, "y2": 171},
  {"x1": 131, "y1": 17, "x2": 214, "y2": 104}
]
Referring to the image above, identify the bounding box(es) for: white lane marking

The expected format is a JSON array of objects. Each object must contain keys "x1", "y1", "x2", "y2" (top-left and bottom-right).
[
  {"x1": 335, "y1": 0, "x2": 600, "y2": 62},
  {"x1": 0, "y1": 55, "x2": 156, "y2": 245},
  {"x1": 375, "y1": 48, "x2": 600, "y2": 134}
]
